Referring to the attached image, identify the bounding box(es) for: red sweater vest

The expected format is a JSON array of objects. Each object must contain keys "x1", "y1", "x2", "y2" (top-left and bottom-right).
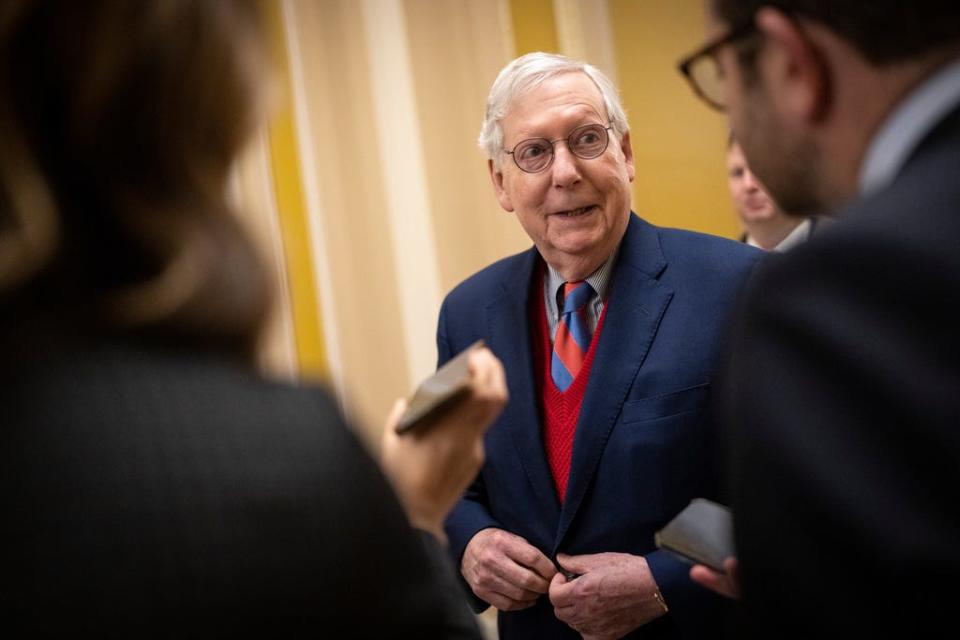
[{"x1": 532, "y1": 269, "x2": 608, "y2": 503}]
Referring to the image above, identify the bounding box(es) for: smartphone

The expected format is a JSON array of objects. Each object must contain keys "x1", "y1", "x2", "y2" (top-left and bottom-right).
[
  {"x1": 654, "y1": 498, "x2": 735, "y2": 572},
  {"x1": 394, "y1": 340, "x2": 485, "y2": 435}
]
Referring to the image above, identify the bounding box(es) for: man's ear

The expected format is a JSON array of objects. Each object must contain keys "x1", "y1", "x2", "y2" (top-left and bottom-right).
[
  {"x1": 755, "y1": 8, "x2": 829, "y2": 123},
  {"x1": 489, "y1": 159, "x2": 514, "y2": 212},
  {"x1": 619, "y1": 130, "x2": 635, "y2": 183}
]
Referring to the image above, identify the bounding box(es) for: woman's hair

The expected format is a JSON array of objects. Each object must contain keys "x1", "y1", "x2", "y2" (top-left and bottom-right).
[{"x1": 0, "y1": 0, "x2": 272, "y2": 357}]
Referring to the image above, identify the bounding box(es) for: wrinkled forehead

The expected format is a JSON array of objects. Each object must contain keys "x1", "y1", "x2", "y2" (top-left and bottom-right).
[{"x1": 501, "y1": 72, "x2": 608, "y2": 135}]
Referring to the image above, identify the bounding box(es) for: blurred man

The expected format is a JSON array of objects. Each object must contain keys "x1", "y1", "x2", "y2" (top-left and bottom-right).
[
  {"x1": 726, "y1": 137, "x2": 818, "y2": 251},
  {"x1": 439, "y1": 52, "x2": 759, "y2": 639},
  {"x1": 679, "y1": 0, "x2": 960, "y2": 635}
]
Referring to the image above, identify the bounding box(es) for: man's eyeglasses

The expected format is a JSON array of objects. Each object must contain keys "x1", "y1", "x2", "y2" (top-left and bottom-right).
[
  {"x1": 504, "y1": 123, "x2": 613, "y2": 173},
  {"x1": 677, "y1": 18, "x2": 757, "y2": 111}
]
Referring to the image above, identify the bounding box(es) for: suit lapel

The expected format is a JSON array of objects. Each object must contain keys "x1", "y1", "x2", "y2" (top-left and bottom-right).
[
  {"x1": 486, "y1": 249, "x2": 561, "y2": 532},
  {"x1": 554, "y1": 215, "x2": 674, "y2": 549}
]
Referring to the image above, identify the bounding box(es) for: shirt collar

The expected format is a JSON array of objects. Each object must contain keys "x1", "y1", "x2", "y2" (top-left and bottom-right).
[
  {"x1": 859, "y1": 57, "x2": 960, "y2": 196},
  {"x1": 743, "y1": 219, "x2": 810, "y2": 252},
  {"x1": 773, "y1": 218, "x2": 811, "y2": 253},
  {"x1": 546, "y1": 245, "x2": 620, "y2": 305}
]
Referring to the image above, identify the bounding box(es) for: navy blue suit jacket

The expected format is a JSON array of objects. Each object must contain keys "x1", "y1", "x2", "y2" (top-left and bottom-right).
[{"x1": 439, "y1": 214, "x2": 760, "y2": 638}]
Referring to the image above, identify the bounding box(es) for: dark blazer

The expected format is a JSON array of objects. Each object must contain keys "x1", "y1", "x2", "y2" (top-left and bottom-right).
[
  {"x1": 439, "y1": 214, "x2": 760, "y2": 638},
  {"x1": 720, "y1": 104, "x2": 960, "y2": 637},
  {"x1": 1, "y1": 338, "x2": 479, "y2": 639}
]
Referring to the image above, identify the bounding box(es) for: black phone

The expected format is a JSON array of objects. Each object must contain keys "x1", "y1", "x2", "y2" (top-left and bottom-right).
[
  {"x1": 394, "y1": 340, "x2": 485, "y2": 435},
  {"x1": 654, "y1": 498, "x2": 735, "y2": 572}
]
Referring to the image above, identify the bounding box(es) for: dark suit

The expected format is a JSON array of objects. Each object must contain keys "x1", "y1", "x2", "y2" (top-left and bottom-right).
[
  {"x1": 439, "y1": 214, "x2": 759, "y2": 638},
  {"x1": 720, "y1": 104, "x2": 960, "y2": 637},
  {"x1": 1, "y1": 337, "x2": 479, "y2": 638}
]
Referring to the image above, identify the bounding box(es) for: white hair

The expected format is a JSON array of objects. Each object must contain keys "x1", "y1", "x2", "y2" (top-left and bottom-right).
[{"x1": 478, "y1": 52, "x2": 629, "y2": 167}]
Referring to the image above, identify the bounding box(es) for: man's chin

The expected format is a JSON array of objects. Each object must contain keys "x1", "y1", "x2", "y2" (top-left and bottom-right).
[
  {"x1": 740, "y1": 209, "x2": 775, "y2": 223},
  {"x1": 542, "y1": 242, "x2": 610, "y2": 276}
]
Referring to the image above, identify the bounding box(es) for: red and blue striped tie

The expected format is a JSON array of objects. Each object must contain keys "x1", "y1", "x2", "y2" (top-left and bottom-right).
[{"x1": 552, "y1": 281, "x2": 594, "y2": 391}]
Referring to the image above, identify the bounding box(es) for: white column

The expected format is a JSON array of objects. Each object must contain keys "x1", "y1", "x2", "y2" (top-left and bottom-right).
[
  {"x1": 361, "y1": 0, "x2": 443, "y2": 384},
  {"x1": 553, "y1": 0, "x2": 619, "y2": 80},
  {"x1": 281, "y1": 0, "x2": 349, "y2": 402}
]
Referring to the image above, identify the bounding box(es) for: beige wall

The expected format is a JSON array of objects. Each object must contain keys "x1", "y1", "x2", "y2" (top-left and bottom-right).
[
  {"x1": 233, "y1": 0, "x2": 737, "y2": 446},
  {"x1": 405, "y1": 0, "x2": 532, "y2": 294}
]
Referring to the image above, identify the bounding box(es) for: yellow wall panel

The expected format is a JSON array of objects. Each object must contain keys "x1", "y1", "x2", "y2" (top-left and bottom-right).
[
  {"x1": 404, "y1": 0, "x2": 531, "y2": 293},
  {"x1": 281, "y1": 0, "x2": 413, "y2": 441},
  {"x1": 609, "y1": 0, "x2": 738, "y2": 237},
  {"x1": 263, "y1": 1, "x2": 329, "y2": 380},
  {"x1": 509, "y1": 0, "x2": 559, "y2": 54}
]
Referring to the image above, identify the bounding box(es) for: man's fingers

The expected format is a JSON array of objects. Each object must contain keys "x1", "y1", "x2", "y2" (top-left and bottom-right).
[
  {"x1": 486, "y1": 530, "x2": 556, "y2": 584},
  {"x1": 480, "y1": 539, "x2": 551, "y2": 594},
  {"x1": 689, "y1": 564, "x2": 739, "y2": 599},
  {"x1": 505, "y1": 544, "x2": 557, "y2": 583},
  {"x1": 483, "y1": 590, "x2": 539, "y2": 612},
  {"x1": 555, "y1": 552, "x2": 591, "y2": 575},
  {"x1": 463, "y1": 529, "x2": 558, "y2": 608},
  {"x1": 689, "y1": 564, "x2": 718, "y2": 586},
  {"x1": 473, "y1": 558, "x2": 545, "y2": 601},
  {"x1": 485, "y1": 575, "x2": 543, "y2": 603},
  {"x1": 548, "y1": 572, "x2": 576, "y2": 608},
  {"x1": 495, "y1": 559, "x2": 551, "y2": 594}
]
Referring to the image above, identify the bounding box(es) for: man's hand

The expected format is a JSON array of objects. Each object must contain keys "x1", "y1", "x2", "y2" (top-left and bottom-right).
[
  {"x1": 690, "y1": 556, "x2": 740, "y2": 599},
  {"x1": 380, "y1": 347, "x2": 507, "y2": 542},
  {"x1": 549, "y1": 552, "x2": 667, "y2": 640},
  {"x1": 461, "y1": 528, "x2": 558, "y2": 611}
]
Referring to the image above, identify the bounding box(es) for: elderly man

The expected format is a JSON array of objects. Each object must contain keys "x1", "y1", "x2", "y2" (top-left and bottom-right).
[
  {"x1": 680, "y1": 0, "x2": 960, "y2": 635},
  {"x1": 438, "y1": 52, "x2": 759, "y2": 639}
]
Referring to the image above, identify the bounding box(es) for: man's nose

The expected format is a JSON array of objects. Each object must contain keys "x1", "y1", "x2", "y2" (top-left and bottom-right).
[{"x1": 551, "y1": 144, "x2": 582, "y2": 188}]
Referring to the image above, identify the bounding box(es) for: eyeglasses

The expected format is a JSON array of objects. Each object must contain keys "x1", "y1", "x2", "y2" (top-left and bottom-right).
[
  {"x1": 504, "y1": 123, "x2": 613, "y2": 173},
  {"x1": 677, "y1": 18, "x2": 758, "y2": 111}
]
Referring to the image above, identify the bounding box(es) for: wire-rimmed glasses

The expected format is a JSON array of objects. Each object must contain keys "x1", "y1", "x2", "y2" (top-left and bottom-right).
[{"x1": 504, "y1": 123, "x2": 613, "y2": 173}]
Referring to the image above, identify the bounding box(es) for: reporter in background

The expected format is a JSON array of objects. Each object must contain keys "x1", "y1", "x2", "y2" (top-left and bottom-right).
[
  {"x1": 726, "y1": 137, "x2": 822, "y2": 251},
  {"x1": 0, "y1": 1, "x2": 504, "y2": 637}
]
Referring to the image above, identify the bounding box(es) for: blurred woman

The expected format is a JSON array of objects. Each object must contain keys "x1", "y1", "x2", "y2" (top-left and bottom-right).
[{"x1": 0, "y1": 1, "x2": 503, "y2": 636}]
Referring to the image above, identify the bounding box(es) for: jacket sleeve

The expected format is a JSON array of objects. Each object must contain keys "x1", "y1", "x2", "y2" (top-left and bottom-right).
[
  {"x1": 644, "y1": 403, "x2": 727, "y2": 637},
  {"x1": 437, "y1": 298, "x2": 501, "y2": 613},
  {"x1": 646, "y1": 548, "x2": 726, "y2": 637}
]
